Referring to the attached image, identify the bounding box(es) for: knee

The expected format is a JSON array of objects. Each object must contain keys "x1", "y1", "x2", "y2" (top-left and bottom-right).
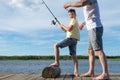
[
  {"x1": 88, "y1": 49, "x2": 94, "y2": 55},
  {"x1": 54, "y1": 43, "x2": 58, "y2": 48},
  {"x1": 95, "y1": 50, "x2": 104, "y2": 56}
]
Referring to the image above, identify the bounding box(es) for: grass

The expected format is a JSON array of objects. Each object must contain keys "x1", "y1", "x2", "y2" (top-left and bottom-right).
[{"x1": 0, "y1": 55, "x2": 120, "y2": 60}]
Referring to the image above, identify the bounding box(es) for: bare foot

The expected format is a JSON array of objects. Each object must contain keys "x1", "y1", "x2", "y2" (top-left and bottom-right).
[
  {"x1": 93, "y1": 73, "x2": 109, "y2": 80},
  {"x1": 80, "y1": 72, "x2": 94, "y2": 77},
  {"x1": 74, "y1": 72, "x2": 79, "y2": 77},
  {"x1": 49, "y1": 62, "x2": 59, "y2": 67},
  {"x1": 70, "y1": 73, "x2": 79, "y2": 77}
]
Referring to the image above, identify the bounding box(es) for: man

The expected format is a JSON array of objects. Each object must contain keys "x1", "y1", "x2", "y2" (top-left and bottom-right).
[{"x1": 64, "y1": 0, "x2": 109, "y2": 80}]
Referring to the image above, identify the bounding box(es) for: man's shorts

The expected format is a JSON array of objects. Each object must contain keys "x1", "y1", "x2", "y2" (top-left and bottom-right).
[
  {"x1": 57, "y1": 38, "x2": 77, "y2": 55},
  {"x1": 88, "y1": 27, "x2": 103, "y2": 51}
]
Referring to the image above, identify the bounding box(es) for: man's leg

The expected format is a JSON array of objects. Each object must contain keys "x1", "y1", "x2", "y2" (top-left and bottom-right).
[
  {"x1": 81, "y1": 49, "x2": 95, "y2": 77},
  {"x1": 88, "y1": 49, "x2": 95, "y2": 76},
  {"x1": 81, "y1": 29, "x2": 95, "y2": 77},
  {"x1": 50, "y1": 43, "x2": 60, "y2": 66},
  {"x1": 94, "y1": 50, "x2": 109, "y2": 80},
  {"x1": 71, "y1": 54, "x2": 79, "y2": 77}
]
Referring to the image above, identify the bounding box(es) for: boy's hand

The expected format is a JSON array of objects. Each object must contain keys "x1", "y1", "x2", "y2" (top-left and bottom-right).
[
  {"x1": 58, "y1": 24, "x2": 67, "y2": 32},
  {"x1": 57, "y1": 22, "x2": 62, "y2": 26},
  {"x1": 59, "y1": 24, "x2": 64, "y2": 28},
  {"x1": 79, "y1": 21, "x2": 86, "y2": 30}
]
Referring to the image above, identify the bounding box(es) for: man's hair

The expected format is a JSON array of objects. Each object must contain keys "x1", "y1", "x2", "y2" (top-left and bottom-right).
[{"x1": 68, "y1": 9, "x2": 76, "y2": 15}]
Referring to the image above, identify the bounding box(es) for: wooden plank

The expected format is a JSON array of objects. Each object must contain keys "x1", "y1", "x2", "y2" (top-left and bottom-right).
[
  {"x1": 73, "y1": 76, "x2": 82, "y2": 80},
  {"x1": 24, "y1": 73, "x2": 39, "y2": 80},
  {"x1": 1, "y1": 73, "x2": 44, "y2": 80},
  {"x1": 24, "y1": 73, "x2": 42, "y2": 80},
  {"x1": 38, "y1": 75, "x2": 45, "y2": 80},
  {"x1": 30, "y1": 74, "x2": 46, "y2": 80},
  {"x1": 55, "y1": 73, "x2": 66, "y2": 80},
  {"x1": 31, "y1": 74, "x2": 45, "y2": 80},
  {"x1": 63, "y1": 73, "x2": 73, "y2": 80},
  {"x1": 81, "y1": 77, "x2": 92, "y2": 80},
  {"x1": 0, "y1": 73, "x2": 30, "y2": 80},
  {"x1": 109, "y1": 73, "x2": 120, "y2": 80},
  {"x1": 45, "y1": 78, "x2": 55, "y2": 80},
  {"x1": 0, "y1": 74, "x2": 15, "y2": 80},
  {"x1": 0, "y1": 73, "x2": 9, "y2": 77},
  {"x1": 0, "y1": 73, "x2": 120, "y2": 80}
]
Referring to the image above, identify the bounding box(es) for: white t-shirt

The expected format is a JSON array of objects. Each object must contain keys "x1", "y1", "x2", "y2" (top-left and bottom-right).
[{"x1": 83, "y1": 0, "x2": 103, "y2": 30}]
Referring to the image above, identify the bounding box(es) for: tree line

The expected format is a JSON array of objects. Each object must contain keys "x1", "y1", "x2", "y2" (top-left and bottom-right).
[{"x1": 0, "y1": 55, "x2": 120, "y2": 60}]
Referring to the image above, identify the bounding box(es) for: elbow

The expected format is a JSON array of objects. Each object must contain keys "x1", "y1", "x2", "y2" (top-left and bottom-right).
[
  {"x1": 68, "y1": 29, "x2": 72, "y2": 32},
  {"x1": 81, "y1": 2, "x2": 87, "y2": 6},
  {"x1": 68, "y1": 28, "x2": 73, "y2": 32},
  {"x1": 80, "y1": 0, "x2": 90, "y2": 7},
  {"x1": 81, "y1": 2, "x2": 85, "y2": 6}
]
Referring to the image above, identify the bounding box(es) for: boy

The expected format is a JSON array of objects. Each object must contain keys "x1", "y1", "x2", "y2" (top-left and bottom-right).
[{"x1": 50, "y1": 9, "x2": 80, "y2": 77}]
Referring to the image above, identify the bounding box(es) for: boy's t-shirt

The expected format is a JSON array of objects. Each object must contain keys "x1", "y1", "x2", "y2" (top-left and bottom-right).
[{"x1": 66, "y1": 18, "x2": 80, "y2": 41}]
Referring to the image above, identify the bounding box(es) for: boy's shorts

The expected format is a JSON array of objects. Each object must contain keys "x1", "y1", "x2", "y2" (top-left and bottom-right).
[
  {"x1": 57, "y1": 38, "x2": 77, "y2": 55},
  {"x1": 88, "y1": 27, "x2": 103, "y2": 51}
]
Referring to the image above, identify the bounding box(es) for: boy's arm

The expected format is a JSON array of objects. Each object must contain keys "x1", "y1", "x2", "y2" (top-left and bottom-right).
[
  {"x1": 64, "y1": 0, "x2": 91, "y2": 9},
  {"x1": 58, "y1": 23, "x2": 73, "y2": 32},
  {"x1": 79, "y1": 21, "x2": 86, "y2": 30}
]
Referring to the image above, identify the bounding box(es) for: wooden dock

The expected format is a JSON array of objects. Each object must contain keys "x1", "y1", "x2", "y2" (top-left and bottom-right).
[{"x1": 0, "y1": 73, "x2": 120, "y2": 80}]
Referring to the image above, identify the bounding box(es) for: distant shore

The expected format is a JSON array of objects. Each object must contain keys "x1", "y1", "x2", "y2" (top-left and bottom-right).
[{"x1": 0, "y1": 55, "x2": 120, "y2": 60}]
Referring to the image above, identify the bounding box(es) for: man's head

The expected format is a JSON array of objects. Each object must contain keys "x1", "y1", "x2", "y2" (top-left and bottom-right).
[{"x1": 68, "y1": 9, "x2": 76, "y2": 18}]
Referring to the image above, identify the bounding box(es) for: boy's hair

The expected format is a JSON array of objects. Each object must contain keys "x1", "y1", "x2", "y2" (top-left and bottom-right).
[{"x1": 68, "y1": 9, "x2": 76, "y2": 15}]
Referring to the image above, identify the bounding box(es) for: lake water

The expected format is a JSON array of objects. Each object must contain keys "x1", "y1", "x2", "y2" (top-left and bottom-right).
[{"x1": 0, "y1": 60, "x2": 120, "y2": 73}]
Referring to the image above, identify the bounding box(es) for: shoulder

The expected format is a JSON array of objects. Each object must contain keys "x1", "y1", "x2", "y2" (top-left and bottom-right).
[
  {"x1": 71, "y1": 18, "x2": 77, "y2": 21},
  {"x1": 70, "y1": 18, "x2": 78, "y2": 24}
]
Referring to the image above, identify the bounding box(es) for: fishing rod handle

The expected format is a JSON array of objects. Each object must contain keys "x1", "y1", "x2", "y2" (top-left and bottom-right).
[{"x1": 55, "y1": 17, "x2": 61, "y2": 25}]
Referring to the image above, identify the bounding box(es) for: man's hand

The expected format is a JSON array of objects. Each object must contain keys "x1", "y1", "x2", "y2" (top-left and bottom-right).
[
  {"x1": 64, "y1": 2, "x2": 71, "y2": 9},
  {"x1": 79, "y1": 21, "x2": 86, "y2": 30},
  {"x1": 64, "y1": 0, "x2": 91, "y2": 9}
]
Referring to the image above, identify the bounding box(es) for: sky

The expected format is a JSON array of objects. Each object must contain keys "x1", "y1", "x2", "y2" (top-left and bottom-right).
[{"x1": 0, "y1": 0, "x2": 120, "y2": 56}]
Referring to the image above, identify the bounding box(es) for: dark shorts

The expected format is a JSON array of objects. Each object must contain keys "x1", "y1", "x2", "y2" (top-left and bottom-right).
[
  {"x1": 88, "y1": 27, "x2": 103, "y2": 51},
  {"x1": 57, "y1": 38, "x2": 77, "y2": 55}
]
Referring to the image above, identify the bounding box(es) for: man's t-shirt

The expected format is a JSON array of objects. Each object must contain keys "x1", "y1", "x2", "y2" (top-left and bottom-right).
[{"x1": 83, "y1": 0, "x2": 103, "y2": 30}]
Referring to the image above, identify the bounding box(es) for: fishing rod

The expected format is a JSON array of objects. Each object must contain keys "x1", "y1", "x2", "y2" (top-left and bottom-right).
[{"x1": 41, "y1": 0, "x2": 61, "y2": 25}]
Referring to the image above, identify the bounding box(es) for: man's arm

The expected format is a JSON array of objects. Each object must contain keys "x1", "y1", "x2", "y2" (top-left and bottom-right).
[{"x1": 64, "y1": 0, "x2": 91, "y2": 9}]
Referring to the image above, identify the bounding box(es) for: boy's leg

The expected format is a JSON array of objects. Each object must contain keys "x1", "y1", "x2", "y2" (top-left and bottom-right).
[
  {"x1": 50, "y1": 38, "x2": 74, "y2": 66},
  {"x1": 50, "y1": 43, "x2": 60, "y2": 66},
  {"x1": 94, "y1": 50, "x2": 109, "y2": 80},
  {"x1": 69, "y1": 39, "x2": 78, "y2": 77},
  {"x1": 71, "y1": 54, "x2": 79, "y2": 77}
]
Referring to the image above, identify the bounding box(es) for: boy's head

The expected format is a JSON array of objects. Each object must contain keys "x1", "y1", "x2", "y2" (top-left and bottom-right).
[{"x1": 68, "y1": 9, "x2": 76, "y2": 18}]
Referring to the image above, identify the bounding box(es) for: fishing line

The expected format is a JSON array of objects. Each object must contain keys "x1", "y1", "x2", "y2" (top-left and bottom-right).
[
  {"x1": 41, "y1": 0, "x2": 61, "y2": 25},
  {"x1": 10, "y1": 0, "x2": 61, "y2": 25}
]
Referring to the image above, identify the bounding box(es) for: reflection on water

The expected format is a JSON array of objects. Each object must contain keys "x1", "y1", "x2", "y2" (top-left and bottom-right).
[{"x1": 0, "y1": 60, "x2": 120, "y2": 73}]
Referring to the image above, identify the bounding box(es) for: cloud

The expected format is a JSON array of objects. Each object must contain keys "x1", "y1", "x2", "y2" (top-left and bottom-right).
[
  {"x1": 9, "y1": 0, "x2": 43, "y2": 11},
  {"x1": 0, "y1": 0, "x2": 63, "y2": 34}
]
